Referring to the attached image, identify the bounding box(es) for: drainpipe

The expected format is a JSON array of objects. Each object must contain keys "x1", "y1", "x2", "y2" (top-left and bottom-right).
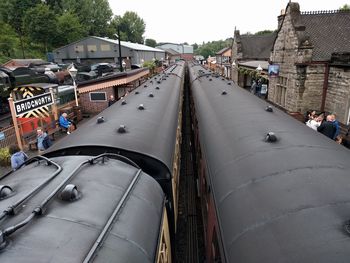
[{"x1": 320, "y1": 62, "x2": 329, "y2": 112}]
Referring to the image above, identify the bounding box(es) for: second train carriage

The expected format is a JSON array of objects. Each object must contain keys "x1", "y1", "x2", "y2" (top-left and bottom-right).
[
  {"x1": 45, "y1": 61, "x2": 185, "y2": 235},
  {"x1": 188, "y1": 62, "x2": 350, "y2": 262}
]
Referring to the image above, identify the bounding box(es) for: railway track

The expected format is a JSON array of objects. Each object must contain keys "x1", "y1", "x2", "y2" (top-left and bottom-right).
[{"x1": 175, "y1": 70, "x2": 204, "y2": 262}]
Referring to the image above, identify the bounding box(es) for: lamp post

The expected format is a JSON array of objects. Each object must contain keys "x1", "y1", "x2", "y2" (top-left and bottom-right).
[{"x1": 68, "y1": 63, "x2": 79, "y2": 106}]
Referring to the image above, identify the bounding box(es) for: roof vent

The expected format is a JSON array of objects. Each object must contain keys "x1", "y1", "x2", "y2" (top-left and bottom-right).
[
  {"x1": 135, "y1": 91, "x2": 139, "y2": 95},
  {"x1": 157, "y1": 81, "x2": 161, "y2": 84},
  {"x1": 138, "y1": 104, "x2": 145, "y2": 110},
  {"x1": 121, "y1": 100, "x2": 127, "y2": 105},
  {"x1": 117, "y1": 124, "x2": 127, "y2": 133},
  {"x1": 156, "y1": 87, "x2": 160, "y2": 90},
  {"x1": 144, "y1": 85, "x2": 147, "y2": 88},
  {"x1": 222, "y1": 78, "x2": 225, "y2": 80},
  {"x1": 0, "y1": 185, "x2": 13, "y2": 200},
  {"x1": 265, "y1": 106, "x2": 273, "y2": 112},
  {"x1": 265, "y1": 132, "x2": 277, "y2": 143},
  {"x1": 227, "y1": 82, "x2": 232, "y2": 85},
  {"x1": 60, "y1": 184, "x2": 80, "y2": 202},
  {"x1": 222, "y1": 90, "x2": 227, "y2": 95},
  {"x1": 209, "y1": 78, "x2": 212, "y2": 81},
  {"x1": 149, "y1": 93, "x2": 154, "y2": 97},
  {"x1": 97, "y1": 116, "x2": 105, "y2": 124}
]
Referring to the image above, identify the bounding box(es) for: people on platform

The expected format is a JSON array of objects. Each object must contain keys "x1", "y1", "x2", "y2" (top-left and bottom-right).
[
  {"x1": 37, "y1": 128, "x2": 52, "y2": 152},
  {"x1": 317, "y1": 114, "x2": 336, "y2": 139},
  {"x1": 108, "y1": 95, "x2": 116, "y2": 107},
  {"x1": 9, "y1": 145, "x2": 28, "y2": 170},
  {"x1": 59, "y1": 112, "x2": 75, "y2": 134}
]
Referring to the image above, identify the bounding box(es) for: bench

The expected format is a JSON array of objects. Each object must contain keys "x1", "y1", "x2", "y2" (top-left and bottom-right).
[{"x1": 22, "y1": 120, "x2": 60, "y2": 151}]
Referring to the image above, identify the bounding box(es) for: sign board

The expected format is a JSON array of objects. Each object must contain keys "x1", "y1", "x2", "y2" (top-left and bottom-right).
[
  {"x1": 0, "y1": 132, "x2": 5, "y2": 141},
  {"x1": 261, "y1": 84, "x2": 268, "y2": 95},
  {"x1": 14, "y1": 93, "x2": 54, "y2": 117},
  {"x1": 268, "y1": 64, "x2": 279, "y2": 77}
]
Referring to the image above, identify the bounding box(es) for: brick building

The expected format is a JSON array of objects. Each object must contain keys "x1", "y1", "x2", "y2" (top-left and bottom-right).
[
  {"x1": 77, "y1": 68, "x2": 149, "y2": 113},
  {"x1": 215, "y1": 47, "x2": 232, "y2": 78},
  {"x1": 269, "y1": 2, "x2": 350, "y2": 125}
]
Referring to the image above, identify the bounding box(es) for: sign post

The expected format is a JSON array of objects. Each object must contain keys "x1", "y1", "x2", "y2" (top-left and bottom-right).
[{"x1": 8, "y1": 97, "x2": 23, "y2": 150}]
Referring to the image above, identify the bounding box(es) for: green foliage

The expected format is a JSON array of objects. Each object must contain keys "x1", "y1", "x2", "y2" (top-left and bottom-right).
[
  {"x1": 195, "y1": 39, "x2": 231, "y2": 59},
  {"x1": 55, "y1": 12, "x2": 86, "y2": 47},
  {"x1": 23, "y1": 3, "x2": 57, "y2": 52},
  {"x1": 0, "y1": 23, "x2": 19, "y2": 57},
  {"x1": 113, "y1": 11, "x2": 146, "y2": 44},
  {"x1": 254, "y1": 30, "x2": 274, "y2": 35},
  {"x1": 340, "y1": 4, "x2": 350, "y2": 10},
  {"x1": 192, "y1": 43, "x2": 199, "y2": 51},
  {"x1": 0, "y1": 147, "x2": 10, "y2": 167},
  {"x1": 145, "y1": 38, "x2": 157, "y2": 48},
  {"x1": 142, "y1": 61, "x2": 156, "y2": 71}
]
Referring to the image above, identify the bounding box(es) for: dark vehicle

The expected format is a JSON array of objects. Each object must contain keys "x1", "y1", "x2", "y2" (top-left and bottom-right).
[
  {"x1": 0, "y1": 61, "x2": 185, "y2": 262},
  {"x1": 90, "y1": 63, "x2": 114, "y2": 76},
  {"x1": 188, "y1": 62, "x2": 350, "y2": 262}
]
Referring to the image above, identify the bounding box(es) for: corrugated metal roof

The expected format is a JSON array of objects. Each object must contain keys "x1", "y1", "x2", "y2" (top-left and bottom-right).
[{"x1": 94, "y1": 36, "x2": 165, "y2": 52}]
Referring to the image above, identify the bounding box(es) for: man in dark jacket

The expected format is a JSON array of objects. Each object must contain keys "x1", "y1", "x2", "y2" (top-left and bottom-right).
[{"x1": 317, "y1": 115, "x2": 336, "y2": 139}]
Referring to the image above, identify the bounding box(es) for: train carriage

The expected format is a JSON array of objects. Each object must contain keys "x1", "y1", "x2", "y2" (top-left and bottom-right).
[
  {"x1": 189, "y1": 62, "x2": 350, "y2": 262},
  {"x1": 45, "y1": 62, "x2": 185, "y2": 233},
  {"x1": 0, "y1": 154, "x2": 170, "y2": 262}
]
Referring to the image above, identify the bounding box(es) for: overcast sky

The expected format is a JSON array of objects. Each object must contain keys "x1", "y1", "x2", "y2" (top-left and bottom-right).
[{"x1": 109, "y1": 0, "x2": 348, "y2": 44}]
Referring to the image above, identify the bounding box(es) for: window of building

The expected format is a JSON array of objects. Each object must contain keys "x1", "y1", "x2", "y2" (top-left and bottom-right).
[
  {"x1": 90, "y1": 92, "x2": 107, "y2": 101},
  {"x1": 100, "y1": 44, "x2": 111, "y2": 51},
  {"x1": 275, "y1": 76, "x2": 288, "y2": 107},
  {"x1": 87, "y1": 45, "x2": 97, "y2": 52}
]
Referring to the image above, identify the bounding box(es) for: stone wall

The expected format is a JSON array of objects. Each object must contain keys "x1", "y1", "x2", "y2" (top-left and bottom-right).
[
  {"x1": 269, "y1": 2, "x2": 314, "y2": 113},
  {"x1": 325, "y1": 67, "x2": 350, "y2": 123}
]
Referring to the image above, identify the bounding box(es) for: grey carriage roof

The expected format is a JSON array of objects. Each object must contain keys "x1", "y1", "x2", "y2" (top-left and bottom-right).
[
  {"x1": 189, "y1": 63, "x2": 350, "y2": 263},
  {"x1": 47, "y1": 62, "x2": 185, "y2": 175},
  {"x1": 0, "y1": 155, "x2": 164, "y2": 263}
]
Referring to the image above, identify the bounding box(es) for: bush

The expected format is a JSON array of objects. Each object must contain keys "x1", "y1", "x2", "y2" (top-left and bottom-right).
[{"x1": 0, "y1": 147, "x2": 10, "y2": 167}]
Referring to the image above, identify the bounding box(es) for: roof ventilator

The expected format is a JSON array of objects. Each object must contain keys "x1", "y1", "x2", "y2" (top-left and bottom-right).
[
  {"x1": 97, "y1": 116, "x2": 105, "y2": 124},
  {"x1": 156, "y1": 87, "x2": 160, "y2": 90},
  {"x1": 60, "y1": 184, "x2": 80, "y2": 202},
  {"x1": 344, "y1": 220, "x2": 350, "y2": 235},
  {"x1": 138, "y1": 104, "x2": 145, "y2": 110},
  {"x1": 265, "y1": 106, "x2": 273, "y2": 112},
  {"x1": 157, "y1": 80, "x2": 161, "y2": 84},
  {"x1": 121, "y1": 100, "x2": 127, "y2": 105},
  {"x1": 117, "y1": 125, "x2": 127, "y2": 133},
  {"x1": 149, "y1": 93, "x2": 154, "y2": 97},
  {"x1": 209, "y1": 78, "x2": 212, "y2": 81},
  {"x1": 144, "y1": 85, "x2": 147, "y2": 88},
  {"x1": 222, "y1": 90, "x2": 227, "y2": 95},
  {"x1": 135, "y1": 91, "x2": 139, "y2": 95},
  {"x1": 265, "y1": 132, "x2": 277, "y2": 143},
  {"x1": 0, "y1": 185, "x2": 14, "y2": 200},
  {"x1": 227, "y1": 82, "x2": 232, "y2": 85}
]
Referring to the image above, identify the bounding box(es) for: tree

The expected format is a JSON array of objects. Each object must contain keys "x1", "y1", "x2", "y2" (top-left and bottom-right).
[
  {"x1": 145, "y1": 38, "x2": 157, "y2": 47},
  {"x1": 340, "y1": 4, "x2": 350, "y2": 10},
  {"x1": 254, "y1": 30, "x2": 274, "y2": 35},
  {"x1": 61, "y1": 0, "x2": 112, "y2": 36},
  {"x1": 195, "y1": 39, "x2": 231, "y2": 58},
  {"x1": 23, "y1": 4, "x2": 57, "y2": 52},
  {"x1": 192, "y1": 43, "x2": 199, "y2": 51},
  {"x1": 0, "y1": 23, "x2": 19, "y2": 57},
  {"x1": 113, "y1": 11, "x2": 145, "y2": 44},
  {"x1": 55, "y1": 12, "x2": 86, "y2": 47}
]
